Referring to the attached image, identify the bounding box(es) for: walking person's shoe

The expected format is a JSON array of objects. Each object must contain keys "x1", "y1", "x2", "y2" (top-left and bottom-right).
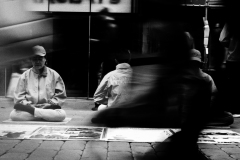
[
  {"x1": 206, "y1": 111, "x2": 234, "y2": 126},
  {"x1": 92, "y1": 103, "x2": 100, "y2": 111},
  {"x1": 92, "y1": 107, "x2": 98, "y2": 111}
]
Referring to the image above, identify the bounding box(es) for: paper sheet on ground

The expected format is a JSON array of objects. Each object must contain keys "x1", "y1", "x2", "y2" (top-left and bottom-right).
[
  {"x1": 198, "y1": 129, "x2": 240, "y2": 144},
  {"x1": 0, "y1": 124, "x2": 41, "y2": 139},
  {"x1": 102, "y1": 128, "x2": 240, "y2": 144},
  {"x1": 2, "y1": 118, "x2": 72, "y2": 125},
  {"x1": 1, "y1": 124, "x2": 240, "y2": 144},
  {"x1": 102, "y1": 128, "x2": 180, "y2": 142},
  {"x1": 26, "y1": 126, "x2": 106, "y2": 140}
]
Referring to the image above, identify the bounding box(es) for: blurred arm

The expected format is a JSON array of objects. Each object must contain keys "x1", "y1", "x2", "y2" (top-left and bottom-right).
[
  {"x1": 219, "y1": 23, "x2": 230, "y2": 64},
  {"x1": 219, "y1": 24, "x2": 230, "y2": 49}
]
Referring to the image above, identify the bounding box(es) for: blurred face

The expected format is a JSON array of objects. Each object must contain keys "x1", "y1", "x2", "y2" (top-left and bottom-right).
[{"x1": 31, "y1": 56, "x2": 46, "y2": 70}]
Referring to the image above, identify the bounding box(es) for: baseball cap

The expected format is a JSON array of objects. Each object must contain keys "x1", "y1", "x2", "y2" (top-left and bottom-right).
[
  {"x1": 190, "y1": 49, "x2": 201, "y2": 62},
  {"x1": 32, "y1": 45, "x2": 46, "y2": 57}
]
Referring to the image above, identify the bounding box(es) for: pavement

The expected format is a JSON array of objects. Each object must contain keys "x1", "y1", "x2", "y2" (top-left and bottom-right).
[{"x1": 0, "y1": 97, "x2": 240, "y2": 160}]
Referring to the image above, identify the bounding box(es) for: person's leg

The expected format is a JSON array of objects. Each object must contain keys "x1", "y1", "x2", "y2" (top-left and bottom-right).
[
  {"x1": 43, "y1": 105, "x2": 61, "y2": 109},
  {"x1": 206, "y1": 111, "x2": 234, "y2": 126},
  {"x1": 213, "y1": 65, "x2": 228, "y2": 112},
  {"x1": 226, "y1": 61, "x2": 240, "y2": 114},
  {"x1": 34, "y1": 108, "x2": 66, "y2": 122},
  {"x1": 14, "y1": 103, "x2": 35, "y2": 115},
  {"x1": 208, "y1": 92, "x2": 234, "y2": 126},
  {"x1": 12, "y1": 103, "x2": 66, "y2": 121},
  {"x1": 10, "y1": 109, "x2": 42, "y2": 121}
]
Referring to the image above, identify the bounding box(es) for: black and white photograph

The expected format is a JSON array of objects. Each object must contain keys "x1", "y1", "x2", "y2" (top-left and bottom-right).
[
  {"x1": 1, "y1": 0, "x2": 240, "y2": 159},
  {"x1": 28, "y1": 126, "x2": 105, "y2": 140}
]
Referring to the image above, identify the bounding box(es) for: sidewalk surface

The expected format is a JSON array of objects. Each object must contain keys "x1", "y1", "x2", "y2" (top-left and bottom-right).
[{"x1": 1, "y1": 98, "x2": 240, "y2": 160}]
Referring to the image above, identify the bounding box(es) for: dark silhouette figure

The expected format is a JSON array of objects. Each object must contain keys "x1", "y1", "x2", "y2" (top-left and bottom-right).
[{"x1": 92, "y1": 20, "x2": 212, "y2": 160}]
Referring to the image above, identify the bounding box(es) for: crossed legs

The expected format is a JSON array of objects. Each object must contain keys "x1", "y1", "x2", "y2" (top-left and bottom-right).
[{"x1": 10, "y1": 103, "x2": 66, "y2": 122}]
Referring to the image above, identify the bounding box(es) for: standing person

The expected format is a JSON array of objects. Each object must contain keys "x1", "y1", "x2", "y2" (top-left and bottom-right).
[
  {"x1": 218, "y1": 0, "x2": 240, "y2": 116},
  {"x1": 93, "y1": 49, "x2": 132, "y2": 111},
  {"x1": 208, "y1": 23, "x2": 228, "y2": 116},
  {"x1": 9, "y1": 45, "x2": 67, "y2": 122},
  {"x1": 219, "y1": 22, "x2": 240, "y2": 115}
]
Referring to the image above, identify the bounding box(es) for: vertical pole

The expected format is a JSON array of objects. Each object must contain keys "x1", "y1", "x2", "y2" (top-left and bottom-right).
[
  {"x1": 86, "y1": 1, "x2": 92, "y2": 99},
  {"x1": 205, "y1": 1, "x2": 208, "y2": 20},
  {"x1": 203, "y1": 0, "x2": 209, "y2": 71},
  {"x1": 48, "y1": 0, "x2": 50, "y2": 12},
  {"x1": 87, "y1": 15, "x2": 91, "y2": 99},
  {"x1": 4, "y1": 67, "x2": 7, "y2": 97},
  {"x1": 132, "y1": 0, "x2": 137, "y2": 13}
]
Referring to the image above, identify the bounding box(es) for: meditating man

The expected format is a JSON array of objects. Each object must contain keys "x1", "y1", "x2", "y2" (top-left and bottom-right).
[{"x1": 9, "y1": 45, "x2": 67, "y2": 122}]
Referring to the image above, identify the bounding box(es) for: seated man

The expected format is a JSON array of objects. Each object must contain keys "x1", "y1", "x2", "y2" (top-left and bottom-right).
[
  {"x1": 9, "y1": 45, "x2": 67, "y2": 122},
  {"x1": 188, "y1": 49, "x2": 234, "y2": 126},
  {"x1": 93, "y1": 50, "x2": 132, "y2": 111}
]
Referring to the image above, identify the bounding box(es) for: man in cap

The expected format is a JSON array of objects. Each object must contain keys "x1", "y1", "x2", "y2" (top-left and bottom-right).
[
  {"x1": 188, "y1": 49, "x2": 233, "y2": 126},
  {"x1": 9, "y1": 45, "x2": 67, "y2": 122},
  {"x1": 188, "y1": 49, "x2": 217, "y2": 101}
]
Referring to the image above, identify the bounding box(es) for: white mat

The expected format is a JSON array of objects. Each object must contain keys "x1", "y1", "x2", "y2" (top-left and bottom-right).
[{"x1": 2, "y1": 117, "x2": 72, "y2": 125}]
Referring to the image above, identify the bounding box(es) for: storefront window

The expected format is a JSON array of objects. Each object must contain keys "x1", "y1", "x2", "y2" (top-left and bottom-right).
[{"x1": 0, "y1": 0, "x2": 228, "y2": 98}]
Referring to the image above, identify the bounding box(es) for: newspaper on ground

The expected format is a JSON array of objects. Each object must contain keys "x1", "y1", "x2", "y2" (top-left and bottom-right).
[
  {"x1": 198, "y1": 129, "x2": 240, "y2": 144},
  {"x1": 26, "y1": 126, "x2": 106, "y2": 140},
  {"x1": 0, "y1": 124, "x2": 41, "y2": 139},
  {"x1": 102, "y1": 128, "x2": 180, "y2": 142},
  {"x1": 1, "y1": 124, "x2": 240, "y2": 144}
]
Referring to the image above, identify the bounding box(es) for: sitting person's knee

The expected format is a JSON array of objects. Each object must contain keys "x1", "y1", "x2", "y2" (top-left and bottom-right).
[
  {"x1": 10, "y1": 109, "x2": 36, "y2": 121},
  {"x1": 54, "y1": 113, "x2": 66, "y2": 122},
  {"x1": 46, "y1": 110, "x2": 66, "y2": 122},
  {"x1": 10, "y1": 110, "x2": 20, "y2": 121}
]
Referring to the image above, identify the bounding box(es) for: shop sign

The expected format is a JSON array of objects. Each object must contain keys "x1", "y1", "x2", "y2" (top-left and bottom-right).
[
  {"x1": 91, "y1": 0, "x2": 131, "y2": 13},
  {"x1": 24, "y1": 0, "x2": 131, "y2": 13}
]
